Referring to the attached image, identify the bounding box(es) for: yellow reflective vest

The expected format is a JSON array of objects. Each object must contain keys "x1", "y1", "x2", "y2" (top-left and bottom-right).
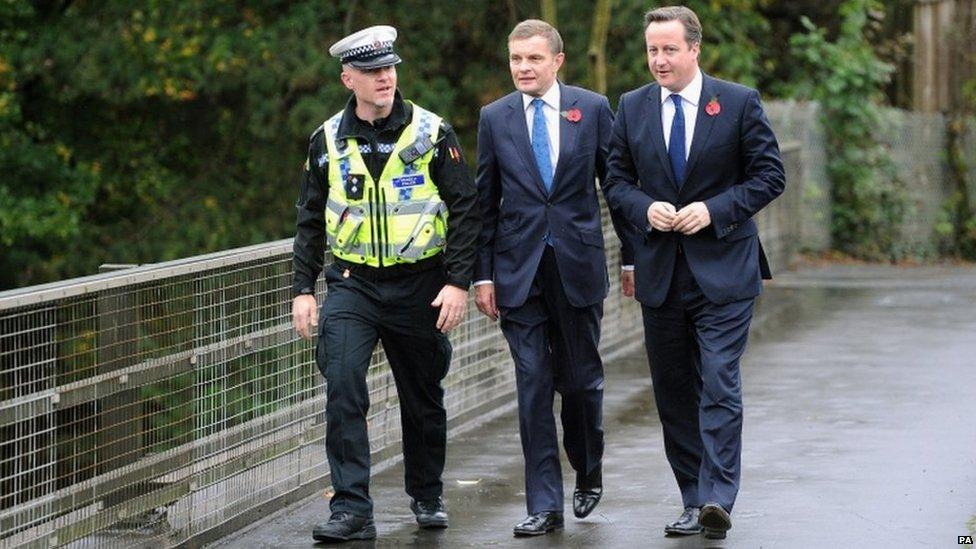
[{"x1": 321, "y1": 102, "x2": 448, "y2": 267}]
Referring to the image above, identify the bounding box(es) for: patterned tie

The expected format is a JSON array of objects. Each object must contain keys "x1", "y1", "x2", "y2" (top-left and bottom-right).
[
  {"x1": 668, "y1": 94, "x2": 686, "y2": 186},
  {"x1": 531, "y1": 98, "x2": 553, "y2": 192}
]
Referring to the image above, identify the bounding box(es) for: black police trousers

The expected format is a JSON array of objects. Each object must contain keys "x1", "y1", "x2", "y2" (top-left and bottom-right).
[{"x1": 316, "y1": 262, "x2": 452, "y2": 517}]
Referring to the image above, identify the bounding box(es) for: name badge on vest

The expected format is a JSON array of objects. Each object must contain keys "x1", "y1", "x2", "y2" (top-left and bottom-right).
[
  {"x1": 392, "y1": 174, "x2": 425, "y2": 189},
  {"x1": 345, "y1": 174, "x2": 365, "y2": 200}
]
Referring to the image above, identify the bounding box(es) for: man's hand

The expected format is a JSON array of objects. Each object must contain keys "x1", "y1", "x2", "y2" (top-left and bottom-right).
[
  {"x1": 475, "y1": 283, "x2": 499, "y2": 320},
  {"x1": 621, "y1": 270, "x2": 635, "y2": 297},
  {"x1": 647, "y1": 201, "x2": 677, "y2": 231},
  {"x1": 292, "y1": 294, "x2": 318, "y2": 340},
  {"x1": 432, "y1": 285, "x2": 468, "y2": 333},
  {"x1": 672, "y1": 202, "x2": 711, "y2": 235}
]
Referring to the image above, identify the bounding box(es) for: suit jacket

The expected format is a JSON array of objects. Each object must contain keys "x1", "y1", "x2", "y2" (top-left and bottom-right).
[
  {"x1": 603, "y1": 73, "x2": 785, "y2": 307},
  {"x1": 475, "y1": 82, "x2": 631, "y2": 309}
]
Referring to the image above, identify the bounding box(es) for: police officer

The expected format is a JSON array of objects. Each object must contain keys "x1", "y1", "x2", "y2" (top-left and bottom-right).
[{"x1": 291, "y1": 25, "x2": 480, "y2": 543}]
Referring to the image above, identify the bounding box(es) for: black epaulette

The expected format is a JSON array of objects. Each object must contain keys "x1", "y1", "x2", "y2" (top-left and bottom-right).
[{"x1": 309, "y1": 125, "x2": 325, "y2": 143}]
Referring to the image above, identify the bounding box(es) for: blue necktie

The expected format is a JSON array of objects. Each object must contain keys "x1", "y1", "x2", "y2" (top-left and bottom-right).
[
  {"x1": 668, "y1": 94, "x2": 686, "y2": 186},
  {"x1": 531, "y1": 98, "x2": 553, "y2": 192}
]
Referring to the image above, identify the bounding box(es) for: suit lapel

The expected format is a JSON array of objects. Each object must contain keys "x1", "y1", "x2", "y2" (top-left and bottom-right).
[
  {"x1": 683, "y1": 74, "x2": 718, "y2": 189},
  {"x1": 550, "y1": 83, "x2": 578, "y2": 193},
  {"x1": 646, "y1": 84, "x2": 677, "y2": 187},
  {"x1": 506, "y1": 93, "x2": 547, "y2": 195}
]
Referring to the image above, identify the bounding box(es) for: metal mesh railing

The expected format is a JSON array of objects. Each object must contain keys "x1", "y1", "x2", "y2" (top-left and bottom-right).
[
  {"x1": 0, "y1": 200, "x2": 650, "y2": 548},
  {"x1": 1, "y1": 243, "x2": 314, "y2": 548},
  {"x1": 880, "y1": 108, "x2": 950, "y2": 257},
  {"x1": 765, "y1": 100, "x2": 831, "y2": 253},
  {"x1": 765, "y1": 100, "x2": 974, "y2": 258}
]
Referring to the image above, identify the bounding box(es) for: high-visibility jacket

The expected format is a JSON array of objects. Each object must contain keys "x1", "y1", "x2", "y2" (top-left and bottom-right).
[{"x1": 321, "y1": 102, "x2": 448, "y2": 266}]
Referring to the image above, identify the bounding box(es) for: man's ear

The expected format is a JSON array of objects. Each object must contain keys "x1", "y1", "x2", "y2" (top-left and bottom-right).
[{"x1": 340, "y1": 66, "x2": 354, "y2": 91}]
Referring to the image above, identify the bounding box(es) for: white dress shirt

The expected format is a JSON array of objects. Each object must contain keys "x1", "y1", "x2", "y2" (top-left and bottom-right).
[
  {"x1": 522, "y1": 83, "x2": 561, "y2": 171},
  {"x1": 660, "y1": 69, "x2": 703, "y2": 160}
]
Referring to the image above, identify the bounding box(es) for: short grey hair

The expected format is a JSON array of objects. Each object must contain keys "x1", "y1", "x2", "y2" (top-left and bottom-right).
[
  {"x1": 509, "y1": 19, "x2": 563, "y2": 54},
  {"x1": 644, "y1": 6, "x2": 703, "y2": 46}
]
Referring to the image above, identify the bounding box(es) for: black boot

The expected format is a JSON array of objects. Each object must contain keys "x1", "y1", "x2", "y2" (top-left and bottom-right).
[
  {"x1": 311, "y1": 512, "x2": 376, "y2": 542},
  {"x1": 410, "y1": 497, "x2": 449, "y2": 528}
]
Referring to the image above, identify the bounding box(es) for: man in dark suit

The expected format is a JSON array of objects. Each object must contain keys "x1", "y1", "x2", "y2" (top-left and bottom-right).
[
  {"x1": 474, "y1": 19, "x2": 632, "y2": 537},
  {"x1": 603, "y1": 6, "x2": 785, "y2": 541}
]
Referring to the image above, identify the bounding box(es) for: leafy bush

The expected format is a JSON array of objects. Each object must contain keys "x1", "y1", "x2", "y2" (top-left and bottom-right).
[{"x1": 790, "y1": 0, "x2": 907, "y2": 260}]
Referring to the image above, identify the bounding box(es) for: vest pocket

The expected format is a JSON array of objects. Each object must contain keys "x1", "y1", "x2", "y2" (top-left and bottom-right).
[
  {"x1": 331, "y1": 207, "x2": 366, "y2": 252},
  {"x1": 395, "y1": 199, "x2": 447, "y2": 261}
]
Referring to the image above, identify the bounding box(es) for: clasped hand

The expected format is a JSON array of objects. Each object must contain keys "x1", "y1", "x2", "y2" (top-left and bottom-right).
[{"x1": 647, "y1": 201, "x2": 710, "y2": 235}]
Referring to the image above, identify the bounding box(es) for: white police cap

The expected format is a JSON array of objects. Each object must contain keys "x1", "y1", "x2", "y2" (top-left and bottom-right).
[{"x1": 328, "y1": 25, "x2": 402, "y2": 69}]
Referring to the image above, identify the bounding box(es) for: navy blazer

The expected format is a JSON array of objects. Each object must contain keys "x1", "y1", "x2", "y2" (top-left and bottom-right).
[
  {"x1": 603, "y1": 73, "x2": 785, "y2": 307},
  {"x1": 475, "y1": 83, "x2": 629, "y2": 309}
]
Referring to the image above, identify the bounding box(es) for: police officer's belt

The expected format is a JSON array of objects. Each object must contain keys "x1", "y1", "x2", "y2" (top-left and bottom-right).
[{"x1": 334, "y1": 255, "x2": 442, "y2": 282}]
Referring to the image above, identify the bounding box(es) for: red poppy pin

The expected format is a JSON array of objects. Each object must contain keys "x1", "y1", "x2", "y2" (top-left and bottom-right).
[
  {"x1": 705, "y1": 97, "x2": 721, "y2": 117},
  {"x1": 561, "y1": 108, "x2": 582, "y2": 123}
]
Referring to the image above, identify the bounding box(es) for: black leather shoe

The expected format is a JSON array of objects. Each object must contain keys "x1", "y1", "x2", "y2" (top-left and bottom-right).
[
  {"x1": 513, "y1": 511, "x2": 564, "y2": 536},
  {"x1": 573, "y1": 468, "x2": 603, "y2": 518},
  {"x1": 572, "y1": 487, "x2": 602, "y2": 518},
  {"x1": 664, "y1": 507, "x2": 702, "y2": 536},
  {"x1": 411, "y1": 497, "x2": 449, "y2": 529},
  {"x1": 311, "y1": 512, "x2": 376, "y2": 542},
  {"x1": 699, "y1": 503, "x2": 732, "y2": 540}
]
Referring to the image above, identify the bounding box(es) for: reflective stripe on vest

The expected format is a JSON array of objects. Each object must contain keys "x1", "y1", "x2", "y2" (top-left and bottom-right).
[{"x1": 321, "y1": 102, "x2": 448, "y2": 267}]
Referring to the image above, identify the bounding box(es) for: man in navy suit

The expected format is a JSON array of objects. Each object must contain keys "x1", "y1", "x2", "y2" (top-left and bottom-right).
[
  {"x1": 474, "y1": 19, "x2": 632, "y2": 537},
  {"x1": 603, "y1": 6, "x2": 785, "y2": 541}
]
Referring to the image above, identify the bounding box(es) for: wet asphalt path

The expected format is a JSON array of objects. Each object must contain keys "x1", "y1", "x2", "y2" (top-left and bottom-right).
[{"x1": 210, "y1": 264, "x2": 976, "y2": 548}]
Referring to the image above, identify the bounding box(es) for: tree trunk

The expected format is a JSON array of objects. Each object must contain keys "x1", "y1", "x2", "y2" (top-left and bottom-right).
[
  {"x1": 541, "y1": 0, "x2": 557, "y2": 26},
  {"x1": 587, "y1": 0, "x2": 614, "y2": 95},
  {"x1": 507, "y1": 0, "x2": 518, "y2": 27},
  {"x1": 343, "y1": 0, "x2": 358, "y2": 36}
]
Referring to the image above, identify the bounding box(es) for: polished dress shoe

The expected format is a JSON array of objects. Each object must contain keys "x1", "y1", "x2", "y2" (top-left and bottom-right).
[
  {"x1": 572, "y1": 487, "x2": 603, "y2": 518},
  {"x1": 699, "y1": 503, "x2": 732, "y2": 540},
  {"x1": 664, "y1": 507, "x2": 702, "y2": 536},
  {"x1": 311, "y1": 511, "x2": 376, "y2": 542},
  {"x1": 513, "y1": 511, "x2": 564, "y2": 536},
  {"x1": 573, "y1": 468, "x2": 603, "y2": 518},
  {"x1": 410, "y1": 497, "x2": 449, "y2": 529}
]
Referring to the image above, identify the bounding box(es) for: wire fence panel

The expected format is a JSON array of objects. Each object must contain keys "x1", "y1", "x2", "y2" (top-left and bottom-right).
[
  {"x1": 765, "y1": 100, "x2": 974, "y2": 259},
  {"x1": 881, "y1": 108, "x2": 950, "y2": 258},
  {"x1": 766, "y1": 100, "x2": 831, "y2": 254}
]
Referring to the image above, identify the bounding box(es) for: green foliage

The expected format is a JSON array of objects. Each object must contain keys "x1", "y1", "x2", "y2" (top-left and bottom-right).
[
  {"x1": 0, "y1": 1, "x2": 347, "y2": 289},
  {"x1": 939, "y1": 116, "x2": 976, "y2": 259},
  {"x1": 598, "y1": 0, "x2": 769, "y2": 98},
  {"x1": 790, "y1": 0, "x2": 905, "y2": 260},
  {"x1": 0, "y1": 0, "x2": 777, "y2": 290},
  {"x1": 940, "y1": 4, "x2": 976, "y2": 260},
  {"x1": 936, "y1": 192, "x2": 976, "y2": 258}
]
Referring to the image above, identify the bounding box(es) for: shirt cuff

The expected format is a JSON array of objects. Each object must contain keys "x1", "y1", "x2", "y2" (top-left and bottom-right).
[
  {"x1": 473, "y1": 280, "x2": 493, "y2": 286},
  {"x1": 621, "y1": 265, "x2": 634, "y2": 272}
]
